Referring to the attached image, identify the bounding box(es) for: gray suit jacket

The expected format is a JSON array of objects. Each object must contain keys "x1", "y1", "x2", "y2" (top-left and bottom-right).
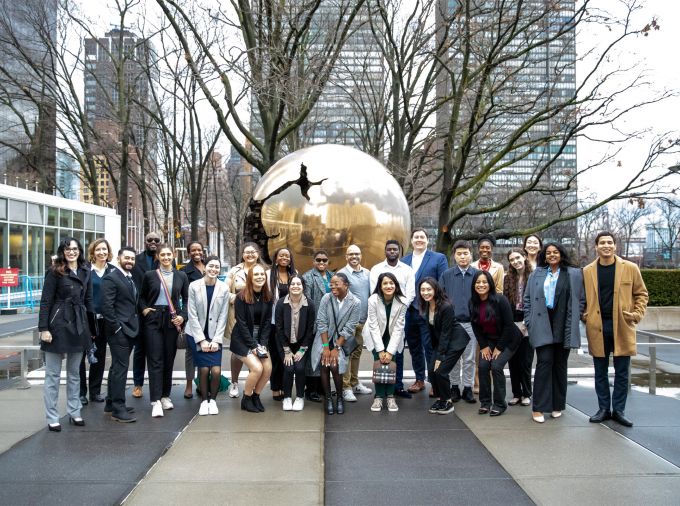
[
  {"x1": 185, "y1": 279, "x2": 229, "y2": 346},
  {"x1": 523, "y1": 266, "x2": 584, "y2": 349}
]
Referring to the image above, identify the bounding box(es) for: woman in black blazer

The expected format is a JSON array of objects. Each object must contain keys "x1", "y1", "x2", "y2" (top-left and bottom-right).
[
  {"x1": 39, "y1": 237, "x2": 95, "y2": 432},
  {"x1": 275, "y1": 275, "x2": 315, "y2": 412},
  {"x1": 419, "y1": 277, "x2": 470, "y2": 416},
  {"x1": 139, "y1": 244, "x2": 189, "y2": 418},
  {"x1": 471, "y1": 271, "x2": 521, "y2": 416},
  {"x1": 231, "y1": 264, "x2": 273, "y2": 413}
]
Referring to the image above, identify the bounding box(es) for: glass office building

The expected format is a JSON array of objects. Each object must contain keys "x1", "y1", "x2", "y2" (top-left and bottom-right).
[{"x1": 0, "y1": 183, "x2": 120, "y2": 279}]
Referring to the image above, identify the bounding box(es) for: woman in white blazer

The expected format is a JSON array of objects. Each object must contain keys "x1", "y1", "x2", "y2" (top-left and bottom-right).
[
  {"x1": 363, "y1": 272, "x2": 407, "y2": 412},
  {"x1": 186, "y1": 256, "x2": 229, "y2": 416}
]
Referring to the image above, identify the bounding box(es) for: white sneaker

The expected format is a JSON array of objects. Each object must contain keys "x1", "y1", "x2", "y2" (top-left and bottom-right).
[
  {"x1": 160, "y1": 397, "x2": 174, "y2": 410},
  {"x1": 151, "y1": 401, "x2": 164, "y2": 418},
  {"x1": 228, "y1": 382, "x2": 240, "y2": 398},
  {"x1": 198, "y1": 400, "x2": 209, "y2": 416},
  {"x1": 353, "y1": 383, "x2": 372, "y2": 395},
  {"x1": 370, "y1": 397, "x2": 383, "y2": 412},
  {"x1": 342, "y1": 389, "x2": 357, "y2": 402},
  {"x1": 292, "y1": 398, "x2": 304, "y2": 411},
  {"x1": 282, "y1": 397, "x2": 293, "y2": 411},
  {"x1": 208, "y1": 399, "x2": 219, "y2": 415},
  {"x1": 386, "y1": 397, "x2": 399, "y2": 412}
]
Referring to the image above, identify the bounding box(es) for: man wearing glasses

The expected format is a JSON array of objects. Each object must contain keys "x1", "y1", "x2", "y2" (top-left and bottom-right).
[
  {"x1": 338, "y1": 245, "x2": 373, "y2": 402},
  {"x1": 130, "y1": 232, "x2": 163, "y2": 398},
  {"x1": 302, "y1": 249, "x2": 334, "y2": 402}
]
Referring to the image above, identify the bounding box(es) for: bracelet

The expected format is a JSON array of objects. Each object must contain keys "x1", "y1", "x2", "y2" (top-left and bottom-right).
[
  {"x1": 299, "y1": 347, "x2": 307, "y2": 353},
  {"x1": 322, "y1": 343, "x2": 329, "y2": 348}
]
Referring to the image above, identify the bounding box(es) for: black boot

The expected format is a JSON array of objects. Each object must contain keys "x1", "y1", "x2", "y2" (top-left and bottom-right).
[
  {"x1": 252, "y1": 393, "x2": 265, "y2": 412},
  {"x1": 326, "y1": 396, "x2": 334, "y2": 415},
  {"x1": 451, "y1": 385, "x2": 461, "y2": 403},
  {"x1": 241, "y1": 395, "x2": 259, "y2": 413},
  {"x1": 336, "y1": 398, "x2": 345, "y2": 415}
]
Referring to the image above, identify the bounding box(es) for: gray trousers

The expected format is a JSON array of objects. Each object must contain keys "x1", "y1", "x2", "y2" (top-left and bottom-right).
[
  {"x1": 449, "y1": 322, "x2": 477, "y2": 388},
  {"x1": 44, "y1": 351, "x2": 82, "y2": 424}
]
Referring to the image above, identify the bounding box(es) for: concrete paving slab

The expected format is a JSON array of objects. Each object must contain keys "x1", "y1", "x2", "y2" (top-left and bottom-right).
[
  {"x1": 126, "y1": 481, "x2": 323, "y2": 506},
  {"x1": 517, "y1": 475, "x2": 680, "y2": 506},
  {"x1": 0, "y1": 482, "x2": 132, "y2": 506}
]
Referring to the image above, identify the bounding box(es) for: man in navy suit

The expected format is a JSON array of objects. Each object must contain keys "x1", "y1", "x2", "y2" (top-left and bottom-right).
[{"x1": 400, "y1": 229, "x2": 449, "y2": 394}]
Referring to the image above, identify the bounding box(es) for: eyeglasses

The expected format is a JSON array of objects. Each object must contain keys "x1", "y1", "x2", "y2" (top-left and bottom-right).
[
  {"x1": 146, "y1": 238, "x2": 160, "y2": 243},
  {"x1": 64, "y1": 247, "x2": 79, "y2": 253},
  {"x1": 315, "y1": 258, "x2": 329, "y2": 263},
  {"x1": 243, "y1": 250, "x2": 257, "y2": 256}
]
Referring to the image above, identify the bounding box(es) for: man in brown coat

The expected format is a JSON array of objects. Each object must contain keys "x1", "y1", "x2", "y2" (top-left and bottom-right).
[{"x1": 583, "y1": 231, "x2": 648, "y2": 427}]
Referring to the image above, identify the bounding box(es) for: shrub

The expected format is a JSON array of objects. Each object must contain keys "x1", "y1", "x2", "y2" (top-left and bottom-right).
[{"x1": 641, "y1": 269, "x2": 680, "y2": 306}]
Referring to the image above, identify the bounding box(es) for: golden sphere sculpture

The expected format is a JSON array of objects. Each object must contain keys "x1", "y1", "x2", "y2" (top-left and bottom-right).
[{"x1": 252, "y1": 144, "x2": 411, "y2": 273}]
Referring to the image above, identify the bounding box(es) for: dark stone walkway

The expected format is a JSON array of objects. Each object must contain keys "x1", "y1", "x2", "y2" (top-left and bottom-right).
[
  {"x1": 0, "y1": 388, "x2": 196, "y2": 506},
  {"x1": 323, "y1": 391, "x2": 533, "y2": 505}
]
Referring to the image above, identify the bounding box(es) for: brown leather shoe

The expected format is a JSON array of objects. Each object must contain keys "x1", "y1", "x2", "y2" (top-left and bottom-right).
[
  {"x1": 407, "y1": 380, "x2": 425, "y2": 393},
  {"x1": 132, "y1": 386, "x2": 143, "y2": 398}
]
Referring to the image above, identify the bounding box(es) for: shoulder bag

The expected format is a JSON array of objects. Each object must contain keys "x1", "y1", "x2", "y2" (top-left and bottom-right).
[{"x1": 157, "y1": 270, "x2": 187, "y2": 349}]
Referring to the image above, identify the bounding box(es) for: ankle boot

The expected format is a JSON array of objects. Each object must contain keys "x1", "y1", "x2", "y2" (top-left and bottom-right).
[
  {"x1": 252, "y1": 393, "x2": 265, "y2": 412},
  {"x1": 325, "y1": 396, "x2": 334, "y2": 415},
  {"x1": 241, "y1": 395, "x2": 259, "y2": 413},
  {"x1": 336, "y1": 398, "x2": 345, "y2": 415}
]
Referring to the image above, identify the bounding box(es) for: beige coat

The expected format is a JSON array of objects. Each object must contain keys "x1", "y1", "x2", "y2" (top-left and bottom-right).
[{"x1": 582, "y1": 256, "x2": 648, "y2": 357}]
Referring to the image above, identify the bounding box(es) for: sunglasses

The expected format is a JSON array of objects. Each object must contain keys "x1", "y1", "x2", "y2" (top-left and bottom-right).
[
  {"x1": 315, "y1": 258, "x2": 329, "y2": 263},
  {"x1": 146, "y1": 238, "x2": 161, "y2": 243}
]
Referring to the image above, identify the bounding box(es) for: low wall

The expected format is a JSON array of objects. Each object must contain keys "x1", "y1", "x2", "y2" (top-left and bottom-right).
[{"x1": 638, "y1": 307, "x2": 680, "y2": 332}]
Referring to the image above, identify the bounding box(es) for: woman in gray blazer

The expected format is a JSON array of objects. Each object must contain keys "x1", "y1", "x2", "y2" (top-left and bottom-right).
[
  {"x1": 186, "y1": 256, "x2": 229, "y2": 416},
  {"x1": 524, "y1": 243, "x2": 584, "y2": 423},
  {"x1": 363, "y1": 273, "x2": 407, "y2": 412}
]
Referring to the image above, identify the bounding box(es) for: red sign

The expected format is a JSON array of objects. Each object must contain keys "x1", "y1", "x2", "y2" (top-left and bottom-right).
[{"x1": 0, "y1": 268, "x2": 19, "y2": 287}]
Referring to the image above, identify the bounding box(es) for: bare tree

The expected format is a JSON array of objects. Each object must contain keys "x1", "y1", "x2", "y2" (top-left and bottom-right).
[
  {"x1": 576, "y1": 197, "x2": 610, "y2": 264},
  {"x1": 610, "y1": 199, "x2": 651, "y2": 259},
  {"x1": 647, "y1": 198, "x2": 680, "y2": 267}
]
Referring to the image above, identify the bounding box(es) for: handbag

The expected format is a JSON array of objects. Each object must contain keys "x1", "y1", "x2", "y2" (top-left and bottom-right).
[
  {"x1": 372, "y1": 360, "x2": 396, "y2": 384},
  {"x1": 157, "y1": 270, "x2": 186, "y2": 349},
  {"x1": 194, "y1": 373, "x2": 230, "y2": 393},
  {"x1": 330, "y1": 298, "x2": 358, "y2": 356}
]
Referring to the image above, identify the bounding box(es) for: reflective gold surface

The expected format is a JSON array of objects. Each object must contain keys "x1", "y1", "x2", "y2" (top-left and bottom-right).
[{"x1": 253, "y1": 144, "x2": 411, "y2": 272}]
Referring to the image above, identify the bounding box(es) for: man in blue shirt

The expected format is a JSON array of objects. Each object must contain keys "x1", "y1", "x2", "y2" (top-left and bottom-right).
[
  {"x1": 401, "y1": 229, "x2": 449, "y2": 394},
  {"x1": 438, "y1": 240, "x2": 478, "y2": 403}
]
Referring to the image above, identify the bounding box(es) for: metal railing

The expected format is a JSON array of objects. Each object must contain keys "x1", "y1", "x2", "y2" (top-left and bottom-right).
[
  {"x1": 635, "y1": 330, "x2": 680, "y2": 395},
  {"x1": 0, "y1": 275, "x2": 43, "y2": 312}
]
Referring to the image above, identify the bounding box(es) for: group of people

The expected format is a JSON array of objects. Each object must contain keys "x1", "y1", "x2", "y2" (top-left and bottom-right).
[{"x1": 38, "y1": 227, "x2": 648, "y2": 431}]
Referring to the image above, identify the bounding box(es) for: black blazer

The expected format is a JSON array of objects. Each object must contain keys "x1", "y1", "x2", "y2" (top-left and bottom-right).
[
  {"x1": 139, "y1": 269, "x2": 189, "y2": 320},
  {"x1": 274, "y1": 297, "x2": 316, "y2": 355},
  {"x1": 230, "y1": 296, "x2": 272, "y2": 357},
  {"x1": 101, "y1": 268, "x2": 140, "y2": 338},
  {"x1": 430, "y1": 302, "x2": 470, "y2": 361},
  {"x1": 181, "y1": 262, "x2": 205, "y2": 283},
  {"x1": 471, "y1": 295, "x2": 522, "y2": 352},
  {"x1": 39, "y1": 265, "x2": 95, "y2": 354}
]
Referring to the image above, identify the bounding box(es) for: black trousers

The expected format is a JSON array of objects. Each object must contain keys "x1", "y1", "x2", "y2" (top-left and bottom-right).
[
  {"x1": 107, "y1": 330, "x2": 135, "y2": 416},
  {"x1": 282, "y1": 343, "x2": 307, "y2": 398},
  {"x1": 429, "y1": 347, "x2": 466, "y2": 401},
  {"x1": 79, "y1": 322, "x2": 107, "y2": 397},
  {"x1": 594, "y1": 318, "x2": 630, "y2": 413},
  {"x1": 508, "y1": 337, "x2": 533, "y2": 399},
  {"x1": 269, "y1": 324, "x2": 283, "y2": 391},
  {"x1": 144, "y1": 308, "x2": 179, "y2": 402},
  {"x1": 478, "y1": 345, "x2": 514, "y2": 410},
  {"x1": 133, "y1": 323, "x2": 147, "y2": 387},
  {"x1": 532, "y1": 343, "x2": 570, "y2": 412}
]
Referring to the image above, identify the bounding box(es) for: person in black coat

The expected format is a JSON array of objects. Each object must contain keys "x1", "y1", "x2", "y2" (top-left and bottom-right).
[
  {"x1": 419, "y1": 277, "x2": 470, "y2": 415},
  {"x1": 139, "y1": 244, "x2": 189, "y2": 418},
  {"x1": 230, "y1": 264, "x2": 273, "y2": 413},
  {"x1": 101, "y1": 246, "x2": 140, "y2": 422},
  {"x1": 39, "y1": 237, "x2": 95, "y2": 432},
  {"x1": 470, "y1": 271, "x2": 521, "y2": 416},
  {"x1": 275, "y1": 275, "x2": 315, "y2": 412}
]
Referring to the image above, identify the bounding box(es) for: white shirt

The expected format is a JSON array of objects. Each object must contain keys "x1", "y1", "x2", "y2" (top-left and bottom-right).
[
  {"x1": 410, "y1": 250, "x2": 425, "y2": 275},
  {"x1": 369, "y1": 260, "x2": 416, "y2": 306}
]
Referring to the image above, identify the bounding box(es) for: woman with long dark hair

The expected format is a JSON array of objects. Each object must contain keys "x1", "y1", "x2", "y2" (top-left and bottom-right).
[
  {"x1": 523, "y1": 234, "x2": 543, "y2": 271},
  {"x1": 504, "y1": 249, "x2": 534, "y2": 406},
  {"x1": 524, "y1": 242, "x2": 584, "y2": 423},
  {"x1": 139, "y1": 244, "x2": 189, "y2": 418},
  {"x1": 363, "y1": 272, "x2": 407, "y2": 412},
  {"x1": 39, "y1": 238, "x2": 95, "y2": 432},
  {"x1": 268, "y1": 247, "x2": 297, "y2": 400},
  {"x1": 186, "y1": 256, "x2": 229, "y2": 416},
  {"x1": 79, "y1": 238, "x2": 116, "y2": 404},
  {"x1": 275, "y1": 275, "x2": 315, "y2": 411},
  {"x1": 470, "y1": 271, "x2": 521, "y2": 416},
  {"x1": 418, "y1": 277, "x2": 470, "y2": 415},
  {"x1": 231, "y1": 264, "x2": 273, "y2": 413},
  {"x1": 225, "y1": 242, "x2": 267, "y2": 398}
]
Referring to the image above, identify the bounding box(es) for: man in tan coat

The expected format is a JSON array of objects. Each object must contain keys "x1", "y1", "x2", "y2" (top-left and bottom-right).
[{"x1": 583, "y1": 232, "x2": 648, "y2": 427}]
